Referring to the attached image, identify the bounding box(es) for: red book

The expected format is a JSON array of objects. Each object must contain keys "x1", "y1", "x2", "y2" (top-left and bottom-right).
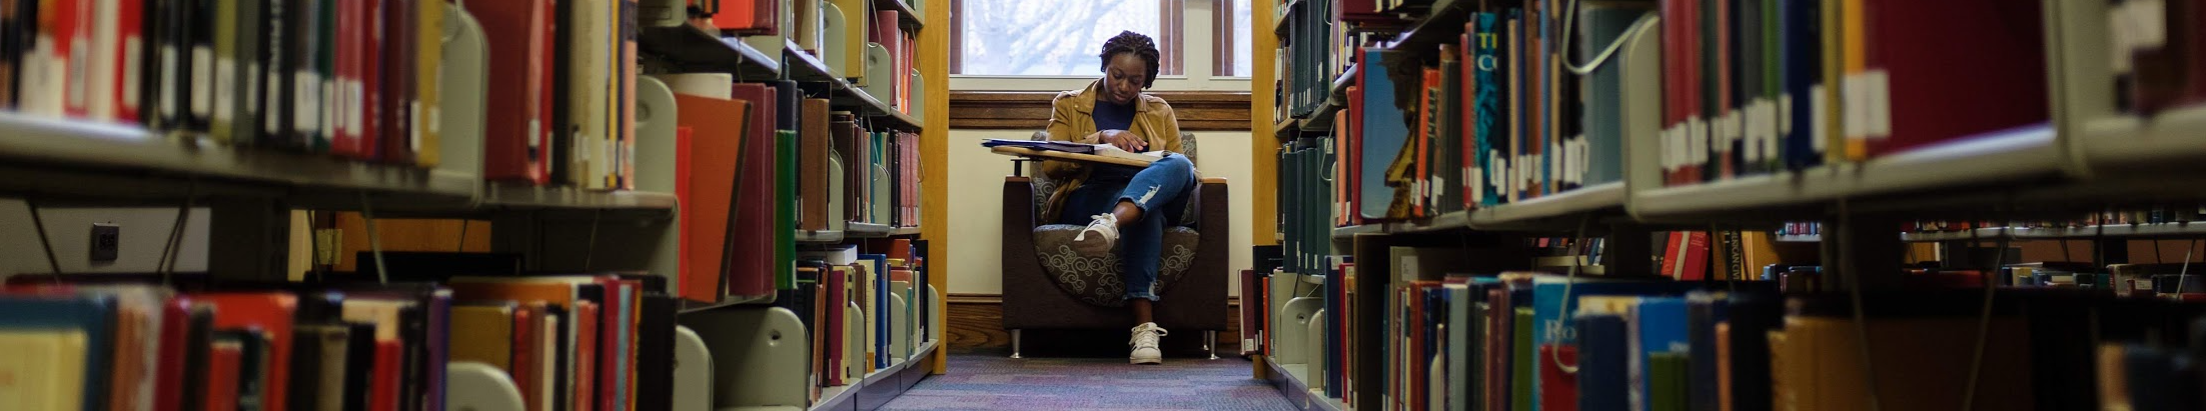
[
  {"x1": 2187, "y1": 0, "x2": 2206, "y2": 106},
  {"x1": 1660, "y1": 232, "x2": 1682, "y2": 279},
  {"x1": 114, "y1": 0, "x2": 142, "y2": 122},
  {"x1": 1485, "y1": 287, "x2": 1509, "y2": 411},
  {"x1": 823, "y1": 266, "x2": 847, "y2": 386},
  {"x1": 511, "y1": 303, "x2": 540, "y2": 411},
  {"x1": 1539, "y1": 345, "x2": 1580, "y2": 411},
  {"x1": 1860, "y1": 0, "x2": 2047, "y2": 158},
  {"x1": 472, "y1": 0, "x2": 553, "y2": 183},
  {"x1": 358, "y1": 0, "x2": 386, "y2": 161},
  {"x1": 1681, "y1": 232, "x2": 1710, "y2": 281},
  {"x1": 1407, "y1": 282, "x2": 1432, "y2": 411},
  {"x1": 203, "y1": 338, "x2": 243, "y2": 411},
  {"x1": 151, "y1": 298, "x2": 190, "y2": 411},
  {"x1": 673, "y1": 94, "x2": 752, "y2": 303},
  {"x1": 727, "y1": 84, "x2": 780, "y2": 297},
  {"x1": 371, "y1": 340, "x2": 402, "y2": 411},
  {"x1": 1343, "y1": 84, "x2": 1362, "y2": 225},
  {"x1": 190, "y1": 292, "x2": 298, "y2": 411}
]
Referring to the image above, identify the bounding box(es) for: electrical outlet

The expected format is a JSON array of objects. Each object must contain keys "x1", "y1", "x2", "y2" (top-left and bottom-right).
[{"x1": 90, "y1": 223, "x2": 120, "y2": 262}]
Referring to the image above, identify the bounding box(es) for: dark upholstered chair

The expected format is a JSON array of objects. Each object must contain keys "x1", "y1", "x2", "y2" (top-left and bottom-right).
[{"x1": 1001, "y1": 131, "x2": 1231, "y2": 359}]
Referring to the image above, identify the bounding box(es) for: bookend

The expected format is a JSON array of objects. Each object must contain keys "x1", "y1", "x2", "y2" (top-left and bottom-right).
[
  {"x1": 1306, "y1": 309, "x2": 1327, "y2": 390},
  {"x1": 446, "y1": 361, "x2": 527, "y2": 411},
  {"x1": 441, "y1": 6, "x2": 489, "y2": 197},
  {"x1": 1274, "y1": 297, "x2": 1323, "y2": 366},
  {"x1": 676, "y1": 307, "x2": 810, "y2": 411},
  {"x1": 887, "y1": 292, "x2": 909, "y2": 363},
  {"x1": 673, "y1": 326, "x2": 714, "y2": 411}
]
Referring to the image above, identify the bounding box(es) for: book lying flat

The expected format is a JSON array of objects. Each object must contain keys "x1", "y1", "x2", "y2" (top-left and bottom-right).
[{"x1": 982, "y1": 139, "x2": 1166, "y2": 165}]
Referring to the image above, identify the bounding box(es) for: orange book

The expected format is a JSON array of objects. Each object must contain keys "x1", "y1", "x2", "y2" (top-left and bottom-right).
[
  {"x1": 513, "y1": 303, "x2": 545, "y2": 411},
  {"x1": 189, "y1": 292, "x2": 298, "y2": 411},
  {"x1": 672, "y1": 94, "x2": 753, "y2": 303},
  {"x1": 799, "y1": 98, "x2": 832, "y2": 231},
  {"x1": 574, "y1": 301, "x2": 599, "y2": 411}
]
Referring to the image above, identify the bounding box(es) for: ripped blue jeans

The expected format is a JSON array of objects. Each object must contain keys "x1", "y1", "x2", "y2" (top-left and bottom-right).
[{"x1": 1056, "y1": 153, "x2": 1197, "y2": 302}]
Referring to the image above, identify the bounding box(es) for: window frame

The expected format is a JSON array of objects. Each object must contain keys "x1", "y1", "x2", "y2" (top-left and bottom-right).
[{"x1": 948, "y1": 0, "x2": 1188, "y2": 77}]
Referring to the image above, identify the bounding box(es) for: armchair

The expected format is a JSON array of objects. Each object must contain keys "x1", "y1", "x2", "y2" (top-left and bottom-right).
[{"x1": 1000, "y1": 131, "x2": 1231, "y2": 359}]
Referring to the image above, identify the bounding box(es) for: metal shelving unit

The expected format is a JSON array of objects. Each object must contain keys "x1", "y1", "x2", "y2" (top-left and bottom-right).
[
  {"x1": 1264, "y1": 360, "x2": 1346, "y2": 411},
  {"x1": 781, "y1": 40, "x2": 926, "y2": 132},
  {"x1": 639, "y1": 25, "x2": 783, "y2": 80}
]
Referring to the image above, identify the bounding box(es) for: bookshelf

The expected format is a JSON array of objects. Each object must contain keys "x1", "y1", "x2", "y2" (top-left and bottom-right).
[
  {"x1": 1250, "y1": 0, "x2": 2206, "y2": 410},
  {"x1": 779, "y1": 39, "x2": 927, "y2": 131},
  {"x1": 0, "y1": 0, "x2": 945, "y2": 408},
  {"x1": 640, "y1": 24, "x2": 784, "y2": 79}
]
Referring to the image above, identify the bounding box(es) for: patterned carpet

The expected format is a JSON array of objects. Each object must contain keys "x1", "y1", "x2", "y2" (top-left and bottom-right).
[{"x1": 879, "y1": 350, "x2": 1298, "y2": 411}]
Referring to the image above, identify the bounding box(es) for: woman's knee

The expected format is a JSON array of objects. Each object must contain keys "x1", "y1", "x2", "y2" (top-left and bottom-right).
[{"x1": 1151, "y1": 154, "x2": 1193, "y2": 173}]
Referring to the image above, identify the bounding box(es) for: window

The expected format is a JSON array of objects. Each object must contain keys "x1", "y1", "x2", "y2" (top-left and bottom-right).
[
  {"x1": 1217, "y1": 0, "x2": 1253, "y2": 77},
  {"x1": 951, "y1": 0, "x2": 1251, "y2": 79},
  {"x1": 952, "y1": 0, "x2": 1183, "y2": 76}
]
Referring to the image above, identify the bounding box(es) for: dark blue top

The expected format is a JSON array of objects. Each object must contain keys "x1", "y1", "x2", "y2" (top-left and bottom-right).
[
  {"x1": 1092, "y1": 98, "x2": 1137, "y2": 132},
  {"x1": 1088, "y1": 98, "x2": 1142, "y2": 182}
]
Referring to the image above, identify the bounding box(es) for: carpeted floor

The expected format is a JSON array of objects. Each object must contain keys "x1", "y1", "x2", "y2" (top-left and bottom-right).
[{"x1": 879, "y1": 350, "x2": 1298, "y2": 411}]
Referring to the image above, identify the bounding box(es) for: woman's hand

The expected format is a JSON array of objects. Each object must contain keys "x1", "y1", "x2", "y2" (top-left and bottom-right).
[{"x1": 1093, "y1": 129, "x2": 1148, "y2": 152}]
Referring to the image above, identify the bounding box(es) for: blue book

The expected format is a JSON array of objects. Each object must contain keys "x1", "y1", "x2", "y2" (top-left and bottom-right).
[
  {"x1": 1576, "y1": 310, "x2": 1632, "y2": 411},
  {"x1": 1629, "y1": 297, "x2": 1691, "y2": 411},
  {"x1": 1471, "y1": 12, "x2": 1506, "y2": 207},
  {"x1": 1685, "y1": 291, "x2": 1729, "y2": 411},
  {"x1": 1780, "y1": 0, "x2": 1823, "y2": 170},
  {"x1": 862, "y1": 253, "x2": 891, "y2": 368},
  {"x1": 1530, "y1": 275, "x2": 1688, "y2": 409},
  {"x1": 1358, "y1": 47, "x2": 1410, "y2": 220},
  {"x1": 0, "y1": 294, "x2": 118, "y2": 411}
]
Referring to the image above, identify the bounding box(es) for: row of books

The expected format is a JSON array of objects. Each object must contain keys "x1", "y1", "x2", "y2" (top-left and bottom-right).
[
  {"x1": 1274, "y1": 0, "x2": 1366, "y2": 122},
  {"x1": 0, "y1": 0, "x2": 662, "y2": 190},
  {"x1": 657, "y1": 71, "x2": 922, "y2": 306},
  {"x1": 1274, "y1": 257, "x2": 2206, "y2": 411},
  {"x1": 696, "y1": 0, "x2": 921, "y2": 114},
  {"x1": 0, "y1": 273, "x2": 683, "y2": 411},
  {"x1": 786, "y1": 240, "x2": 929, "y2": 398},
  {"x1": 1279, "y1": 0, "x2": 2076, "y2": 224},
  {"x1": 1652, "y1": 0, "x2": 2049, "y2": 184}
]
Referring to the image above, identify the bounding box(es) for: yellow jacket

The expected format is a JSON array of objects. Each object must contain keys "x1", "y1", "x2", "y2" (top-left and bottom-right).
[{"x1": 1039, "y1": 80, "x2": 1185, "y2": 223}]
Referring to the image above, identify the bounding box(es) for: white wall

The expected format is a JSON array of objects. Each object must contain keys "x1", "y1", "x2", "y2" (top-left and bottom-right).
[
  {"x1": 0, "y1": 200, "x2": 211, "y2": 277},
  {"x1": 944, "y1": 0, "x2": 1254, "y2": 297},
  {"x1": 945, "y1": 129, "x2": 1253, "y2": 296}
]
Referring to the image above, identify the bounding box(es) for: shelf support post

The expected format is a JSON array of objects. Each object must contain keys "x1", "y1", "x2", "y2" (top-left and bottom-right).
[{"x1": 208, "y1": 197, "x2": 291, "y2": 282}]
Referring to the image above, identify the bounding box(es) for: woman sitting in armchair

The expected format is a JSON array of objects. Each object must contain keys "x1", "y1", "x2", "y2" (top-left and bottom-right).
[{"x1": 1038, "y1": 31, "x2": 1197, "y2": 365}]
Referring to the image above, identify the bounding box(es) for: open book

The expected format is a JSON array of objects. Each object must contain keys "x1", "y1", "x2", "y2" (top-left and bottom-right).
[{"x1": 980, "y1": 139, "x2": 1166, "y2": 164}]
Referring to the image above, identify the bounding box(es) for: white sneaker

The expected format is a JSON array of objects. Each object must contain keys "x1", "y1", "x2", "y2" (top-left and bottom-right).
[
  {"x1": 1129, "y1": 322, "x2": 1167, "y2": 364},
  {"x1": 1072, "y1": 213, "x2": 1120, "y2": 255}
]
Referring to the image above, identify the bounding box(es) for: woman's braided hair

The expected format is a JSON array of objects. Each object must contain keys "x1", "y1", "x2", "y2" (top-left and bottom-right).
[{"x1": 1099, "y1": 31, "x2": 1160, "y2": 89}]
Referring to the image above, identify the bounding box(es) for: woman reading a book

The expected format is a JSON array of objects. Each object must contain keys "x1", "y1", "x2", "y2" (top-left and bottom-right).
[{"x1": 1038, "y1": 31, "x2": 1194, "y2": 365}]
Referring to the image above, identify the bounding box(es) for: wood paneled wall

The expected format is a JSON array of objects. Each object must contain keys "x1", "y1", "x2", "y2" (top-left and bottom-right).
[
  {"x1": 946, "y1": 294, "x2": 1242, "y2": 353},
  {"x1": 947, "y1": 91, "x2": 1253, "y2": 131}
]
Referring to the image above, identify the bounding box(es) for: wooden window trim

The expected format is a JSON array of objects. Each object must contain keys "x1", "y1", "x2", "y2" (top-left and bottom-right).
[{"x1": 947, "y1": 90, "x2": 1253, "y2": 131}]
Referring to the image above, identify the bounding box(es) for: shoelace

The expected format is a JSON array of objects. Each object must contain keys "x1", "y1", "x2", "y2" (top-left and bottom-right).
[
  {"x1": 1129, "y1": 325, "x2": 1168, "y2": 347},
  {"x1": 1074, "y1": 214, "x2": 1115, "y2": 241}
]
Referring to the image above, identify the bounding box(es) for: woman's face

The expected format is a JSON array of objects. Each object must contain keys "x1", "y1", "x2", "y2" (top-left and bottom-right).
[{"x1": 1101, "y1": 53, "x2": 1147, "y2": 105}]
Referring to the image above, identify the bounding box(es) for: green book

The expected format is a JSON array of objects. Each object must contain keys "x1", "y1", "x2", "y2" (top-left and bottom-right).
[
  {"x1": 777, "y1": 129, "x2": 799, "y2": 290},
  {"x1": 1512, "y1": 308, "x2": 1534, "y2": 411},
  {"x1": 313, "y1": 0, "x2": 335, "y2": 152},
  {"x1": 1649, "y1": 352, "x2": 1690, "y2": 411}
]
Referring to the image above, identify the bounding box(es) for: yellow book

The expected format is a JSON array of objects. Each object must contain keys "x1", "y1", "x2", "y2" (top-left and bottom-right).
[
  {"x1": 449, "y1": 304, "x2": 517, "y2": 370},
  {"x1": 416, "y1": 0, "x2": 446, "y2": 167},
  {"x1": 0, "y1": 329, "x2": 89, "y2": 410},
  {"x1": 1837, "y1": 0, "x2": 1866, "y2": 162},
  {"x1": 1819, "y1": 0, "x2": 1843, "y2": 166}
]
